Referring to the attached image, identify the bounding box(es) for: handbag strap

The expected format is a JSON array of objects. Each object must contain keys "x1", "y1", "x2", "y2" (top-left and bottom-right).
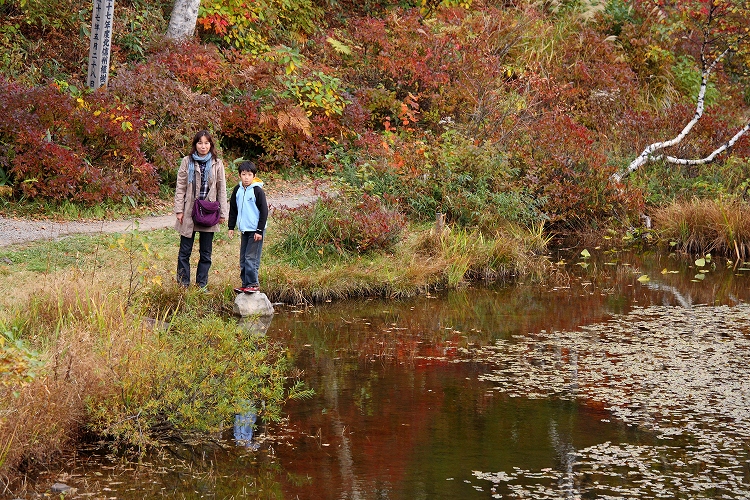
[{"x1": 192, "y1": 160, "x2": 198, "y2": 201}]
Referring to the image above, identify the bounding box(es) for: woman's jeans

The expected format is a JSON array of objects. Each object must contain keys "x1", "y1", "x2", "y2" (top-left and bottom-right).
[
  {"x1": 239, "y1": 232, "x2": 263, "y2": 287},
  {"x1": 177, "y1": 231, "x2": 214, "y2": 287}
]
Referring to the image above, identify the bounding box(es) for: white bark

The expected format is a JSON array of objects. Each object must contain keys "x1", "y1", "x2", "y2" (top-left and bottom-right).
[
  {"x1": 658, "y1": 121, "x2": 750, "y2": 166},
  {"x1": 166, "y1": 0, "x2": 201, "y2": 40},
  {"x1": 611, "y1": 48, "x2": 741, "y2": 183}
]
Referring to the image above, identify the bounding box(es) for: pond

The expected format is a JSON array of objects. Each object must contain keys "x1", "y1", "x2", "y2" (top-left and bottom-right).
[{"x1": 25, "y1": 248, "x2": 750, "y2": 499}]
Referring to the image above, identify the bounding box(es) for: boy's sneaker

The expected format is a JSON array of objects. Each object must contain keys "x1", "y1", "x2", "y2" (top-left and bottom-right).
[
  {"x1": 244, "y1": 285, "x2": 260, "y2": 293},
  {"x1": 233, "y1": 286, "x2": 246, "y2": 294}
]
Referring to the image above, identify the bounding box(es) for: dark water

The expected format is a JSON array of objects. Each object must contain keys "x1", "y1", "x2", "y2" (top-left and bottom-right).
[{"x1": 26, "y1": 248, "x2": 750, "y2": 498}]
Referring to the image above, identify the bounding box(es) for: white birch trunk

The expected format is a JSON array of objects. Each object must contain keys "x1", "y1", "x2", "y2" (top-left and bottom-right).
[
  {"x1": 166, "y1": 0, "x2": 201, "y2": 40},
  {"x1": 610, "y1": 47, "x2": 749, "y2": 183}
]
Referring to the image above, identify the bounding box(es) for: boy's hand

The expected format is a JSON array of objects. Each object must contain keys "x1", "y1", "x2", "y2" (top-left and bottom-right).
[
  {"x1": 228, "y1": 229, "x2": 234, "y2": 239},
  {"x1": 254, "y1": 233, "x2": 263, "y2": 241}
]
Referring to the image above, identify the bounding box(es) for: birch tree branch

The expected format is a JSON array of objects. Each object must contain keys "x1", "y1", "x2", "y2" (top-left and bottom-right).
[
  {"x1": 611, "y1": 47, "x2": 731, "y2": 183},
  {"x1": 652, "y1": 120, "x2": 750, "y2": 165}
]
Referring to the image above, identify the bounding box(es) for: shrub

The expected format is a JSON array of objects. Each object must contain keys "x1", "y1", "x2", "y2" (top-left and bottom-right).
[
  {"x1": 221, "y1": 85, "x2": 362, "y2": 170},
  {"x1": 152, "y1": 40, "x2": 233, "y2": 96},
  {"x1": 87, "y1": 311, "x2": 309, "y2": 447},
  {"x1": 272, "y1": 192, "x2": 407, "y2": 263},
  {"x1": 0, "y1": 282, "x2": 311, "y2": 471},
  {"x1": 337, "y1": 129, "x2": 549, "y2": 229},
  {"x1": 108, "y1": 58, "x2": 224, "y2": 183},
  {"x1": 196, "y1": 0, "x2": 322, "y2": 52},
  {"x1": 508, "y1": 114, "x2": 626, "y2": 226},
  {"x1": 0, "y1": 79, "x2": 158, "y2": 204}
]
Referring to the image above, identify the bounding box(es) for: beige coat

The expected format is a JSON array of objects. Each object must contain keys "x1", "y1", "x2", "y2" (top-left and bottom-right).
[{"x1": 173, "y1": 155, "x2": 229, "y2": 237}]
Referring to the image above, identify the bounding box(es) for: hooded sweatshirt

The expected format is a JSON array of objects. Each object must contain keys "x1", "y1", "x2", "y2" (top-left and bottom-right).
[{"x1": 228, "y1": 179, "x2": 268, "y2": 235}]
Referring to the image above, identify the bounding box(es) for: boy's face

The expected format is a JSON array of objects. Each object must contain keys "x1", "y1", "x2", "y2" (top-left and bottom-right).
[{"x1": 240, "y1": 170, "x2": 255, "y2": 187}]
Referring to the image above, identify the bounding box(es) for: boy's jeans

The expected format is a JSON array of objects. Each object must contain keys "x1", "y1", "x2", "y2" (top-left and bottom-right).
[
  {"x1": 177, "y1": 231, "x2": 214, "y2": 287},
  {"x1": 239, "y1": 232, "x2": 263, "y2": 287}
]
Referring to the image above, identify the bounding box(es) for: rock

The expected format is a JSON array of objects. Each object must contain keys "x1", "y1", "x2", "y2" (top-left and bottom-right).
[
  {"x1": 51, "y1": 483, "x2": 73, "y2": 494},
  {"x1": 234, "y1": 292, "x2": 274, "y2": 319},
  {"x1": 239, "y1": 314, "x2": 273, "y2": 335}
]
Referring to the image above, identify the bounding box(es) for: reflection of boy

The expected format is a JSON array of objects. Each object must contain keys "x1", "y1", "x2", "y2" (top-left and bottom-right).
[{"x1": 228, "y1": 161, "x2": 268, "y2": 293}]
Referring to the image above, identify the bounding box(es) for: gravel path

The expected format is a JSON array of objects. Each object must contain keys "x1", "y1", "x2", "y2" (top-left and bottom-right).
[{"x1": 0, "y1": 183, "x2": 324, "y2": 248}]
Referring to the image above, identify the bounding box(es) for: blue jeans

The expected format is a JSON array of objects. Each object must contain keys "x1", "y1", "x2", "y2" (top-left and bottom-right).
[
  {"x1": 177, "y1": 232, "x2": 214, "y2": 287},
  {"x1": 239, "y1": 232, "x2": 263, "y2": 287}
]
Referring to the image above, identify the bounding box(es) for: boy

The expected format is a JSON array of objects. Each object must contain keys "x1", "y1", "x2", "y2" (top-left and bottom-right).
[{"x1": 228, "y1": 161, "x2": 268, "y2": 293}]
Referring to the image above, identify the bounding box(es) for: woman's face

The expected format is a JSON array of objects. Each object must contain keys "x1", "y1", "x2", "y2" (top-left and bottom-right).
[{"x1": 195, "y1": 136, "x2": 211, "y2": 156}]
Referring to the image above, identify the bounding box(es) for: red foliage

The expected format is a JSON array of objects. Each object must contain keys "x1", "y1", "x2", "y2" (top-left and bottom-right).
[
  {"x1": 277, "y1": 193, "x2": 406, "y2": 254},
  {"x1": 152, "y1": 41, "x2": 232, "y2": 96},
  {"x1": 108, "y1": 60, "x2": 224, "y2": 178},
  {"x1": 0, "y1": 79, "x2": 157, "y2": 204},
  {"x1": 221, "y1": 93, "x2": 366, "y2": 170},
  {"x1": 510, "y1": 114, "x2": 625, "y2": 225}
]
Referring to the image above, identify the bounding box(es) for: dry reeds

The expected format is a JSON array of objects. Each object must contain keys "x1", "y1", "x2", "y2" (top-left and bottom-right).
[
  {"x1": 653, "y1": 199, "x2": 750, "y2": 261},
  {"x1": 0, "y1": 286, "x2": 131, "y2": 488}
]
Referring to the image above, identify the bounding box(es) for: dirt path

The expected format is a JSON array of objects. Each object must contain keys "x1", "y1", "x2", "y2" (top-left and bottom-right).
[{"x1": 0, "y1": 181, "x2": 325, "y2": 248}]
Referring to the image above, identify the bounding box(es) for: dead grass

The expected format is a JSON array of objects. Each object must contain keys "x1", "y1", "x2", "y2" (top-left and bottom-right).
[
  {"x1": 0, "y1": 285, "x2": 138, "y2": 487},
  {"x1": 653, "y1": 199, "x2": 750, "y2": 261}
]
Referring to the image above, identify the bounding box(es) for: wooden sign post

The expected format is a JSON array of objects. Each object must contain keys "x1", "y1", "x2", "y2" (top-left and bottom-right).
[{"x1": 87, "y1": 0, "x2": 115, "y2": 89}]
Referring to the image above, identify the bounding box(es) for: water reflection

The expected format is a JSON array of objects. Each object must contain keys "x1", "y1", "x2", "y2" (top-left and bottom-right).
[
  {"x1": 234, "y1": 411, "x2": 260, "y2": 450},
  {"x1": 238, "y1": 311, "x2": 274, "y2": 335},
  {"x1": 25, "y1": 249, "x2": 750, "y2": 498}
]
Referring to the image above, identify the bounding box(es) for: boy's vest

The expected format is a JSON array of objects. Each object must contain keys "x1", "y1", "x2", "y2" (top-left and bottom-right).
[{"x1": 235, "y1": 180, "x2": 264, "y2": 232}]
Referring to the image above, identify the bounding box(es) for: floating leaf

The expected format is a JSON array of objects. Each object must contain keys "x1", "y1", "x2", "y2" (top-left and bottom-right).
[
  {"x1": 694, "y1": 273, "x2": 705, "y2": 280},
  {"x1": 661, "y1": 268, "x2": 668, "y2": 275},
  {"x1": 637, "y1": 275, "x2": 650, "y2": 282},
  {"x1": 577, "y1": 262, "x2": 589, "y2": 269},
  {"x1": 580, "y1": 249, "x2": 591, "y2": 258},
  {"x1": 695, "y1": 258, "x2": 706, "y2": 267}
]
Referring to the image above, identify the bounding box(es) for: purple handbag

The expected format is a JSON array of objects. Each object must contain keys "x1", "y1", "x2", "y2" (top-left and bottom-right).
[
  {"x1": 191, "y1": 172, "x2": 221, "y2": 227},
  {"x1": 192, "y1": 198, "x2": 221, "y2": 227}
]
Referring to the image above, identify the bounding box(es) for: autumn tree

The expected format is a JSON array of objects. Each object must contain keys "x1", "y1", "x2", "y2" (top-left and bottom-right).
[{"x1": 613, "y1": 0, "x2": 750, "y2": 182}]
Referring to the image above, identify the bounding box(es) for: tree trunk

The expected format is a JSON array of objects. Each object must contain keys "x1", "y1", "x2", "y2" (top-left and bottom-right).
[{"x1": 166, "y1": 0, "x2": 201, "y2": 40}]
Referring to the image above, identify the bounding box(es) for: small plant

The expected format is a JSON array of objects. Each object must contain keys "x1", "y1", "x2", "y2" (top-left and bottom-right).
[
  {"x1": 0, "y1": 328, "x2": 42, "y2": 395},
  {"x1": 272, "y1": 192, "x2": 406, "y2": 264},
  {"x1": 280, "y1": 71, "x2": 350, "y2": 117}
]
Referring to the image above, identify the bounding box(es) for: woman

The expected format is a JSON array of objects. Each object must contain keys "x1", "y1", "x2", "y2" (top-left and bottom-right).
[{"x1": 174, "y1": 130, "x2": 228, "y2": 289}]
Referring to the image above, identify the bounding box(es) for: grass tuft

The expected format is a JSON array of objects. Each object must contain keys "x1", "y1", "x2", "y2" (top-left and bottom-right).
[{"x1": 653, "y1": 199, "x2": 750, "y2": 261}]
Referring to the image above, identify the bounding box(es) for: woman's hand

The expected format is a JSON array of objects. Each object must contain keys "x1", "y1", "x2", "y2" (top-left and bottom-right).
[{"x1": 176, "y1": 213, "x2": 183, "y2": 224}]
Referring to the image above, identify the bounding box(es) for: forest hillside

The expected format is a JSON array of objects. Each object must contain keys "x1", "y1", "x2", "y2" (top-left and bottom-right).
[{"x1": 1, "y1": 0, "x2": 749, "y2": 232}]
